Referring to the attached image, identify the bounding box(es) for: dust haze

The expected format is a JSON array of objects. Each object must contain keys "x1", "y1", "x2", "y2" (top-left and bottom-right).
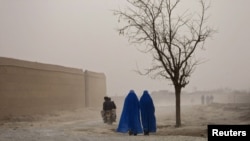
[
  {"x1": 0, "y1": 0, "x2": 250, "y2": 140},
  {"x1": 0, "y1": 89, "x2": 249, "y2": 141}
]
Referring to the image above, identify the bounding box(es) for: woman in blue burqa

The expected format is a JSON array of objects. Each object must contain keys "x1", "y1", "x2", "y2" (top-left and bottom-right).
[
  {"x1": 139, "y1": 90, "x2": 156, "y2": 135},
  {"x1": 116, "y1": 90, "x2": 143, "y2": 135}
]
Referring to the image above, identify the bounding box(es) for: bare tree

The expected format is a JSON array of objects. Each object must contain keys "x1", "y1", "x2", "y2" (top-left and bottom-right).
[{"x1": 114, "y1": 0, "x2": 214, "y2": 127}]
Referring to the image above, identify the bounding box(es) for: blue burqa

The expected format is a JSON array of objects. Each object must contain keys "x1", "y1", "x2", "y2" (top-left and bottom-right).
[
  {"x1": 139, "y1": 90, "x2": 156, "y2": 132},
  {"x1": 116, "y1": 90, "x2": 143, "y2": 134}
]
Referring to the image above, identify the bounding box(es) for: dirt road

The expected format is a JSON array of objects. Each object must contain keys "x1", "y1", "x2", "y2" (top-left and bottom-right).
[{"x1": 0, "y1": 102, "x2": 249, "y2": 141}]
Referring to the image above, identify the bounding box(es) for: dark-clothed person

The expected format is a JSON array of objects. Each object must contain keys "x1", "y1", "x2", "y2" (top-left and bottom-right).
[
  {"x1": 117, "y1": 90, "x2": 143, "y2": 135},
  {"x1": 103, "y1": 97, "x2": 114, "y2": 111},
  {"x1": 140, "y1": 90, "x2": 156, "y2": 135},
  {"x1": 102, "y1": 96, "x2": 116, "y2": 124}
]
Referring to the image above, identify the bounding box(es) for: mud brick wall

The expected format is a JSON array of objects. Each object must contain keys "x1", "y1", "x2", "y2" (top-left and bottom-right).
[
  {"x1": 0, "y1": 57, "x2": 106, "y2": 119},
  {"x1": 85, "y1": 70, "x2": 106, "y2": 108}
]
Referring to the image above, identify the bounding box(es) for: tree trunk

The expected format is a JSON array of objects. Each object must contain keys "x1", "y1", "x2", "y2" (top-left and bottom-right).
[{"x1": 175, "y1": 85, "x2": 182, "y2": 127}]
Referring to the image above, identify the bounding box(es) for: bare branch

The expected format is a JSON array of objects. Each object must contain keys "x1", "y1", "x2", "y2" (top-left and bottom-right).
[{"x1": 114, "y1": 0, "x2": 214, "y2": 88}]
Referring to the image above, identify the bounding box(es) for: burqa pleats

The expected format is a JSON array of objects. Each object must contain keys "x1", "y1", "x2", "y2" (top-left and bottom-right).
[
  {"x1": 139, "y1": 90, "x2": 156, "y2": 133},
  {"x1": 117, "y1": 90, "x2": 143, "y2": 134}
]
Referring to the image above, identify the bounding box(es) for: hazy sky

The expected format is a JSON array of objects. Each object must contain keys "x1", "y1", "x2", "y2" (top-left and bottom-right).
[{"x1": 1, "y1": 0, "x2": 250, "y2": 95}]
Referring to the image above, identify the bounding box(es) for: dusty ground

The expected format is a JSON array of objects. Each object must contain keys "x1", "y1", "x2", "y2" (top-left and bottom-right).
[{"x1": 0, "y1": 97, "x2": 249, "y2": 141}]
